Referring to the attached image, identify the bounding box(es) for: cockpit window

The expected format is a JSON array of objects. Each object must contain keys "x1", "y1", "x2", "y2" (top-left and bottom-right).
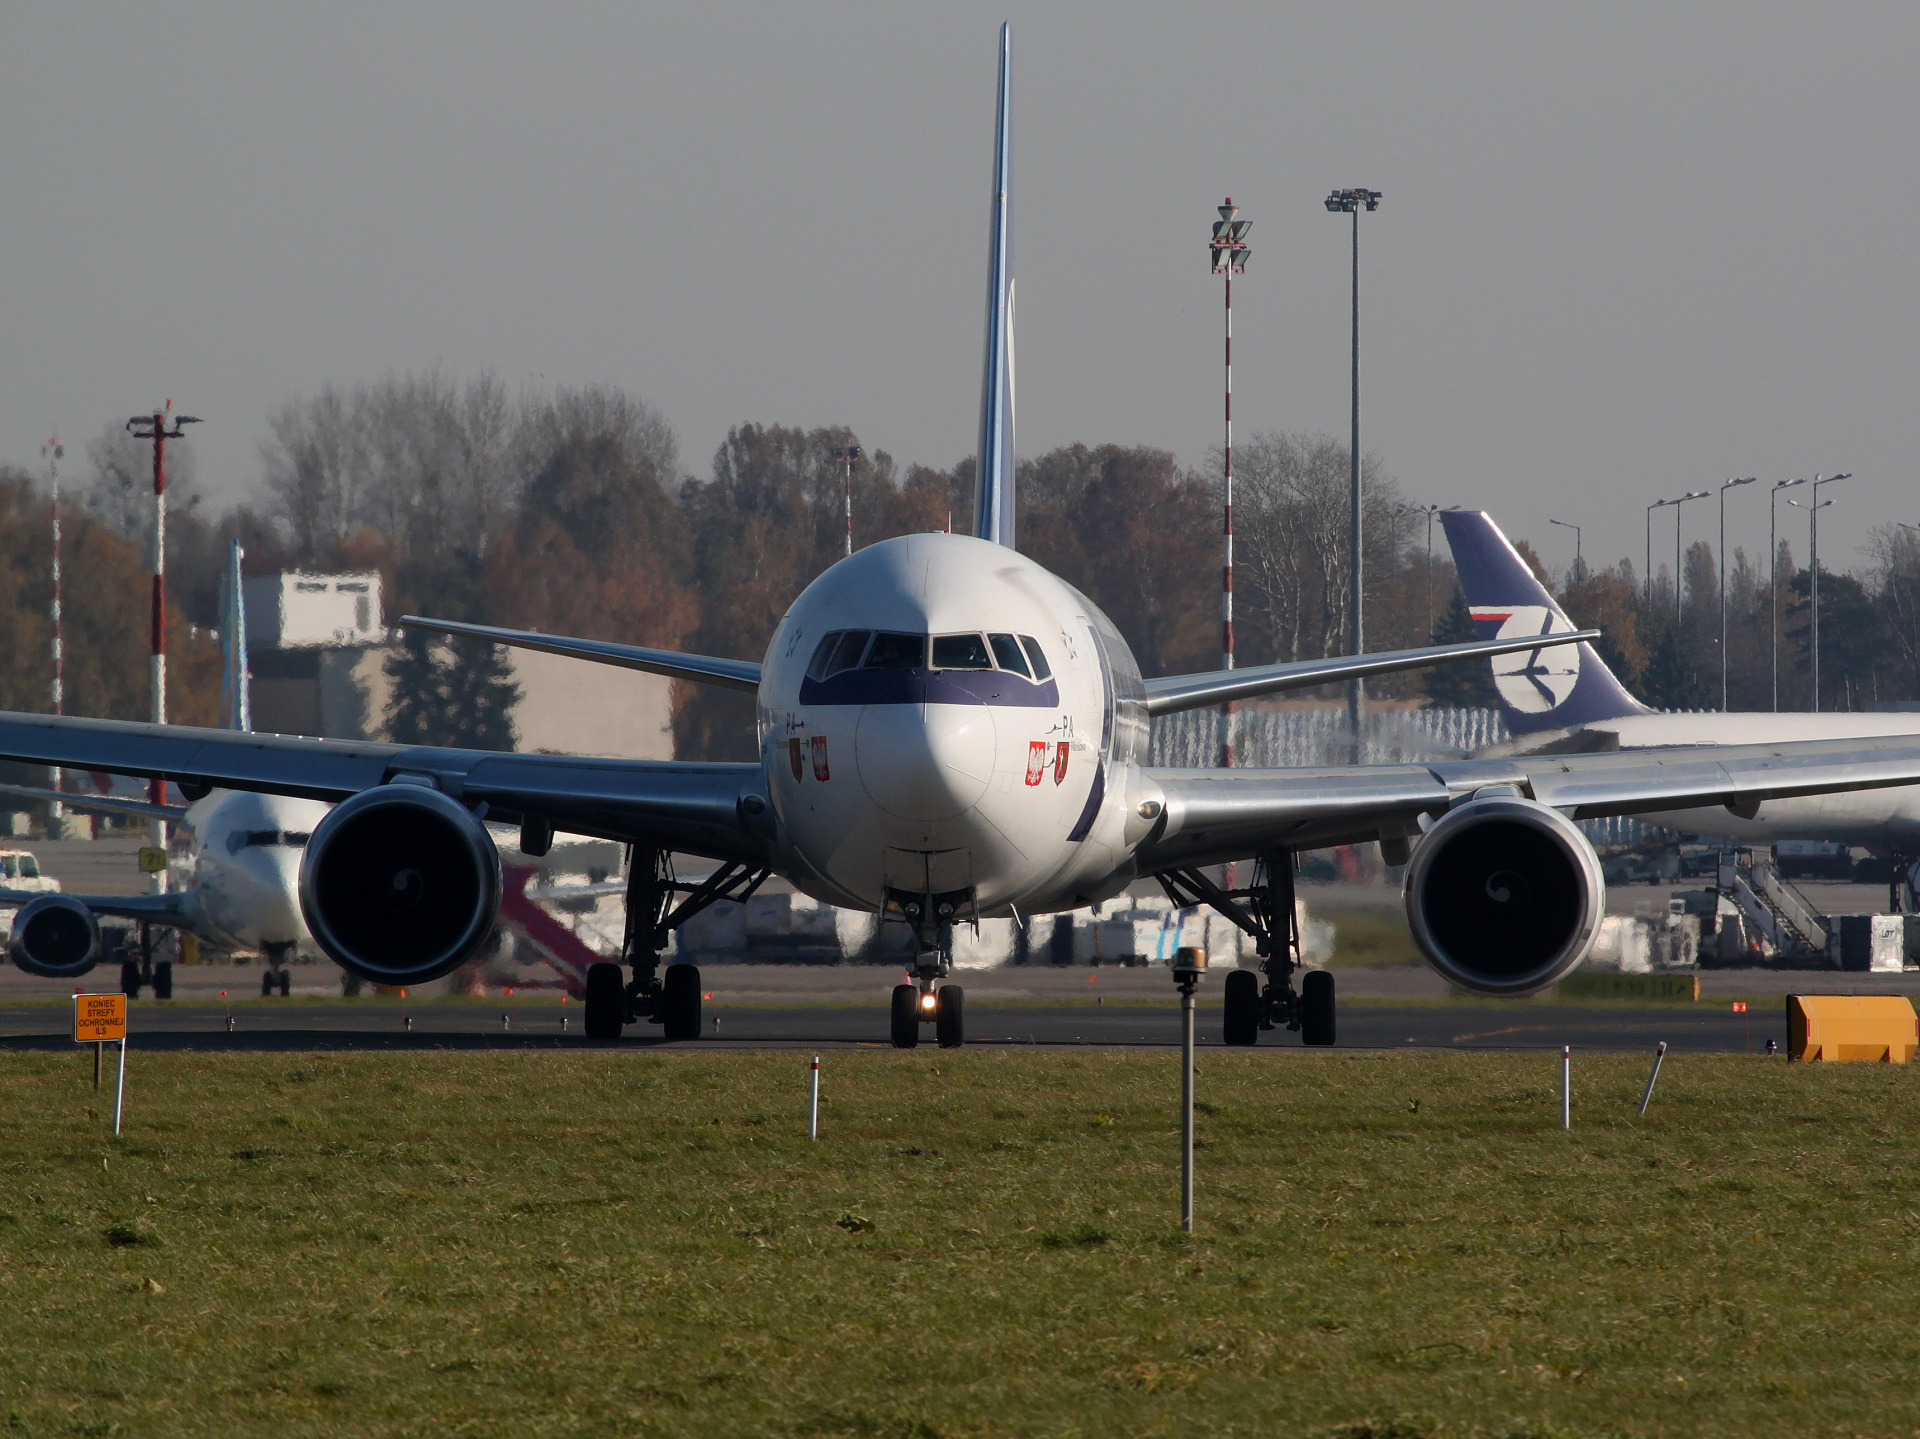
[
  {"x1": 988, "y1": 633, "x2": 1031, "y2": 677},
  {"x1": 1019, "y1": 636, "x2": 1053, "y2": 681},
  {"x1": 806, "y1": 631, "x2": 873, "y2": 680},
  {"x1": 931, "y1": 633, "x2": 993, "y2": 670},
  {"x1": 863, "y1": 632, "x2": 926, "y2": 670}
]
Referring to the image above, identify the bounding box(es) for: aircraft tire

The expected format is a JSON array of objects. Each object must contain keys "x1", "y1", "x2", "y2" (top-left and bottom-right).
[
  {"x1": 890, "y1": 985, "x2": 919, "y2": 1049},
  {"x1": 935, "y1": 985, "x2": 965, "y2": 1048},
  {"x1": 1301, "y1": 970, "x2": 1335, "y2": 1047},
  {"x1": 260, "y1": 969, "x2": 274, "y2": 997},
  {"x1": 120, "y1": 961, "x2": 141, "y2": 1000},
  {"x1": 152, "y1": 961, "x2": 173, "y2": 1001},
  {"x1": 1222, "y1": 969, "x2": 1260, "y2": 1046},
  {"x1": 661, "y1": 963, "x2": 701, "y2": 1041},
  {"x1": 584, "y1": 962, "x2": 625, "y2": 1040},
  {"x1": 278, "y1": 971, "x2": 291, "y2": 998}
]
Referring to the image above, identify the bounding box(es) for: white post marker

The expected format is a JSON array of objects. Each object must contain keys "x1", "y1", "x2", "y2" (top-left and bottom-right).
[
  {"x1": 1638, "y1": 1041, "x2": 1668, "y2": 1116},
  {"x1": 1561, "y1": 1044, "x2": 1571, "y2": 1130},
  {"x1": 74, "y1": 993, "x2": 128, "y2": 1135},
  {"x1": 809, "y1": 1055, "x2": 820, "y2": 1141},
  {"x1": 1172, "y1": 946, "x2": 1209, "y2": 1232}
]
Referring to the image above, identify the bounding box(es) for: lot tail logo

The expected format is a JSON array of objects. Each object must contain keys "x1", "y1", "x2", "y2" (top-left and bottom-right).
[{"x1": 1469, "y1": 605, "x2": 1581, "y2": 714}]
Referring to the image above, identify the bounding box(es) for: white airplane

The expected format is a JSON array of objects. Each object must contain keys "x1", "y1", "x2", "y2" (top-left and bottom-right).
[
  {"x1": 0, "y1": 780, "x2": 330, "y2": 997},
  {"x1": 1442, "y1": 509, "x2": 1920, "y2": 851},
  {"x1": 0, "y1": 26, "x2": 1917, "y2": 1049},
  {"x1": 0, "y1": 540, "x2": 331, "y2": 997}
]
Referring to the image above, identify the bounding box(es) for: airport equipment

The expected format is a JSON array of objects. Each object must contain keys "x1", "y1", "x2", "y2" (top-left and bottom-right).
[
  {"x1": 74, "y1": 992, "x2": 127, "y2": 1134},
  {"x1": 1769, "y1": 478, "x2": 1808, "y2": 711},
  {"x1": 1637, "y1": 1041, "x2": 1667, "y2": 1115},
  {"x1": 1209, "y1": 197, "x2": 1250, "y2": 765},
  {"x1": 43, "y1": 432, "x2": 64, "y2": 822},
  {"x1": 1325, "y1": 185, "x2": 1381, "y2": 761},
  {"x1": 809, "y1": 1055, "x2": 820, "y2": 1140},
  {"x1": 1561, "y1": 1045, "x2": 1571, "y2": 1129},
  {"x1": 1172, "y1": 946, "x2": 1207, "y2": 1231},
  {"x1": 1786, "y1": 995, "x2": 1918, "y2": 1062}
]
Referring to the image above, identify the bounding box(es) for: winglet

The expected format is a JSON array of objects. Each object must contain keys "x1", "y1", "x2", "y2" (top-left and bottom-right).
[
  {"x1": 1439, "y1": 510, "x2": 1652, "y2": 734},
  {"x1": 974, "y1": 21, "x2": 1015, "y2": 549}
]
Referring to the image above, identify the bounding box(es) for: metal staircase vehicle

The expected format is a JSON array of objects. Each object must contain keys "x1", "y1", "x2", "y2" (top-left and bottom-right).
[{"x1": 1725, "y1": 852, "x2": 1830, "y2": 962}]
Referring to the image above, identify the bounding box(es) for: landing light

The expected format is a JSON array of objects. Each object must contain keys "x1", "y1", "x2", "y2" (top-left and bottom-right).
[{"x1": 920, "y1": 993, "x2": 937, "y2": 1011}]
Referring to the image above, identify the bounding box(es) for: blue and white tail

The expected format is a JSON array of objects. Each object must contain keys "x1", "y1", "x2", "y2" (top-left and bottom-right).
[
  {"x1": 973, "y1": 22, "x2": 1015, "y2": 550},
  {"x1": 1438, "y1": 510, "x2": 1650, "y2": 735}
]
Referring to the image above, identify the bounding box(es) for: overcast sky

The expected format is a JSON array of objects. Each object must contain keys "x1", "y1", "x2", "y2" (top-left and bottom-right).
[{"x1": 2, "y1": 2, "x2": 1914, "y2": 581}]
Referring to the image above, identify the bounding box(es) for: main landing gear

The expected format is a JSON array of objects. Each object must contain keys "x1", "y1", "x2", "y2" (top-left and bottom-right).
[
  {"x1": 583, "y1": 849, "x2": 770, "y2": 1043},
  {"x1": 118, "y1": 923, "x2": 175, "y2": 1000},
  {"x1": 1157, "y1": 847, "x2": 1334, "y2": 1048},
  {"x1": 886, "y1": 889, "x2": 965, "y2": 1049}
]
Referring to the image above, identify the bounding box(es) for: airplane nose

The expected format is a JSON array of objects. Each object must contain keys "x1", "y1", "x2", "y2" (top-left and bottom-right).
[{"x1": 856, "y1": 703, "x2": 996, "y2": 821}]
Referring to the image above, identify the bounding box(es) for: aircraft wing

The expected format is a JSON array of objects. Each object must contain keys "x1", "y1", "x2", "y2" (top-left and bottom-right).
[
  {"x1": 400, "y1": 617, "x2": 762, "y2": 693},
  {"x1": 1142, "y1": 632, "x2": 1598, "y2": 716},
  {"x1": 0, "y1": 711, "x2": 771, "y2": 866},
  {"x1": 0, "y1": 887, "x2": 191, "y2": 925},
  {"x1": 0, "y1": 780, "x2": 189, "y2": 823},
  {"x1": 1139, "y1": 732, "x2": 1920, "y2": 870}
]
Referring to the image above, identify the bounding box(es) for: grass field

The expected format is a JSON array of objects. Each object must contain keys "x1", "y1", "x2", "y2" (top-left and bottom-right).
[{"x1": 4, "y1": 1047, "x2": 1919, "y2": 1437}]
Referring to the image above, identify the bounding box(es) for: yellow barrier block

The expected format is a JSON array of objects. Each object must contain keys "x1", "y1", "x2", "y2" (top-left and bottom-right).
[{"x1": 1786, "y1": 995, "x2": 1919, "y2": 1063}]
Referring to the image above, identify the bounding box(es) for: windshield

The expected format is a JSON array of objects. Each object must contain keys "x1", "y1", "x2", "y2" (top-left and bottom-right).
[
  {"x1": 863, "y1": 632, "x2": 926, "y2": 670},
  {"x1": 931, "y1": 634, "x2": 993, "y2": 670}
]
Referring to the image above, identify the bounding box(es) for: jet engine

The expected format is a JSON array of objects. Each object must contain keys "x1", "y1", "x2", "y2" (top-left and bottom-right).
[
  {"x1": 298, "y1": 785, "x2": 501, "y2": 985},
  {"x1": 1403, "y1": 794, "x2": 1605, "y2": 996},
  {"x1": 9, "y1": 894, "x2": 102, "y2": 978}
]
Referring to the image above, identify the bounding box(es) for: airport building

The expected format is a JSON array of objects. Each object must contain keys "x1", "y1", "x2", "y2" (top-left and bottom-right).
[{"x1": 242, "y1": 571, "x2": 675, "y2": 759}]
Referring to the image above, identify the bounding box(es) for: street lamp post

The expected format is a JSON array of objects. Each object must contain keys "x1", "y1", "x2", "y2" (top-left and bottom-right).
[
  {"x1": 1769, "y1": 477, "x2": 1807, "y2": 711},
  {"x1": 1717, "y1": 477, "x2": 1756, "y2": 711},
  {"x1": 1404, "y1": 503, "x2": 1442, "y2": 636},
  {"x1": 1791, "y1": 472, "x2": 1851, "y2": 712},
  {"x1": 1549, "y1": 518, "x2": 1582, "y2": 584},
  {"x1": 1671, "y1": 490, "x2": 1710, "y2": 623},
  {"x1": 1210, "y1": 199, "x2": 1250, "y2": 767},
  {"x1": 1325, "y1": 187, "x2": 1379, "y2": 763}
]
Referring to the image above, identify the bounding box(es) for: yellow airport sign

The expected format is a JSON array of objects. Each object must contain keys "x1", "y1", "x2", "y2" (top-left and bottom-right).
[
  {"x1": 74, "y1": 992, "x2": 127, "y2": 1044},
  {"x1": 137, "y1": 847, "x2": 168, "y2": 874}
]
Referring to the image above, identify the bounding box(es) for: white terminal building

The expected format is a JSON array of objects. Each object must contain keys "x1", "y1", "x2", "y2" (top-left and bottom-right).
[{"x1": 242, "y1": 572, "x2": 674, "y2": 760}]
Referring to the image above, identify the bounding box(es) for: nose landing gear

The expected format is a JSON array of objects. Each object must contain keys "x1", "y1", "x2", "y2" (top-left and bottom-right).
[
  {"x1": 1157, "y1": 847, "x2": 1334, "y2": 1047},
  {"x1": 886, "y1": 887, "x2": 969, "y2": 1048}
]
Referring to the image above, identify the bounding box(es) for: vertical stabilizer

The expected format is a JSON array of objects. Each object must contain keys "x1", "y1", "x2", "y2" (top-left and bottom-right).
[
  {"x1": 974, "y1": 22, "x2": 1016, "y2": 549},
  {"x1": 1438, "y1": 510, "x2": 1651, "y2": 735},
  {"x1": 219, "y1": 538, "x2": 251, "y2": 734}
]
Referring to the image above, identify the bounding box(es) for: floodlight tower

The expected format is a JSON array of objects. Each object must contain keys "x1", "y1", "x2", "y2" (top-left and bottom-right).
[
  {"x1": 1209, "y1": 198, "x2": 1250, "y2": 766},
  {"x1": 1790, "y1": 471, "x2": 1850, "y2": 712},
  {"x1": 1715, "y1": 477, "x2": 1756, "y2": 710},
  {"x1": 833, "y1": 445, "x2": 862, "y2": 557},
  {"x1": 41, "y1": 432, "x2": 64, "y2": 824},
  {"x1": 1325, "y1": 187, "x2": 1380, "y2": 763},
  {"x1": 125, "y1": 404, "x2": 201, "y2": 888},
  {"x1": 1670, "y1": 489, "x2": 1710, "y2": 623}
]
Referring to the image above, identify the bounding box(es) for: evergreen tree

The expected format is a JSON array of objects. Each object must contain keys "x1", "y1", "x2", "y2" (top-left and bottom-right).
[
  {"x1": 1639, "y1": 614, "x2": 1711, "y2": 710},
  {"x1": 439, "y1": 638, "x2": 519, "y2": 750},
  {"x1": 1423, "y1": 588, "x2": 1499, "y2": 708},
  {"x1": 384, "y1": 628, "x2": 448, "y2": 746}
]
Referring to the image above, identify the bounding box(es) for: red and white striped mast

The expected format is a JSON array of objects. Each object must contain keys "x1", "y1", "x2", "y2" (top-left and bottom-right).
[
  {"x1": 125, "y1": 404, "x2": 200, "y2": 887},
  {"x1": 42, "y1": 431, "x2": 64, "y2": 823},
  {"x1": 1209, "y1": 200, "x2": 1251, "y2": 766}
]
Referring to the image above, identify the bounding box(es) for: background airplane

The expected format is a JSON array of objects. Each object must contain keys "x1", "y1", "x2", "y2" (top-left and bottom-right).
[{"x1": 1443, "y1": 508, "x2": 1920, "y2": 854}]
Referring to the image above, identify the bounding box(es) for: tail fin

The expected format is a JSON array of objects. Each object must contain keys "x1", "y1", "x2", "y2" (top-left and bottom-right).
[
  {"x1": 1438, "y1": 510, "x2": 1650, "y2": 734},
  {"x1": 219, "y1": 538, "x2": 251, "y2": 734},
  {"x1": 973, "y1": 22, "x2": 1015, "y2": 549}
]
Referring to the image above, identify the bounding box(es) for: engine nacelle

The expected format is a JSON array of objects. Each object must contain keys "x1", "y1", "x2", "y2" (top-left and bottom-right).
[
  {"x1": 9, "y1": 894, "x2": 102, "y2": 978},
  {"x1": 1404, "y1": 795, "x2": 1606, "y2": 996},
  {"x1": 298, "y1": 784, "x2": 501, "y2": 985}
]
